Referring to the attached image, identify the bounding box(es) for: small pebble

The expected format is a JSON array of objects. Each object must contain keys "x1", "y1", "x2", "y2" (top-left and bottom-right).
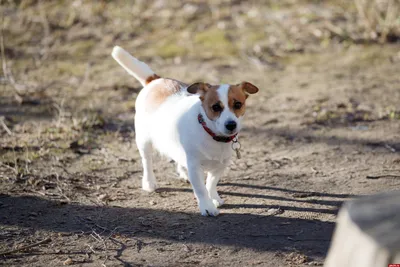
[
  {"x1": 63, "y1": 258, "x2": 73, "y2": 265},
  {"x1": 97, "y1": 194, "x2": 109, "y2": 201},
  {"x1": 266, "y1": 207, "x2": 284, "y2": 216}
]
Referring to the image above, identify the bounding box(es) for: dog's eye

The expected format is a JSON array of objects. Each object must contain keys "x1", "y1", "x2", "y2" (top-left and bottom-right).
[
  {"x1": 234, "y1": 101, "x2": 242, "y2": 110},
  {"x1": 212, "y1": 103, "x2": 223, "y2": 112}
]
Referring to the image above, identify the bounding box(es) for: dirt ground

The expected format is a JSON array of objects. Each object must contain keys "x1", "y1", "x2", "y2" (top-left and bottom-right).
[{"x1": 1, "y1": 1, "x2": 400, "y2": 266}]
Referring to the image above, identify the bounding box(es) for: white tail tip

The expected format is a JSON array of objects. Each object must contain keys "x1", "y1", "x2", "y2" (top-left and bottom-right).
[{"x1": 111, "y1": 46, "x2": 156, "y2": 86}]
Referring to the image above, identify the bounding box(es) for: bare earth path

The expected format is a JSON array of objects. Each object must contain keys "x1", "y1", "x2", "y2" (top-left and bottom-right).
[{"x1": 1, "y1": 1, "x2": 400, "y2": 266}]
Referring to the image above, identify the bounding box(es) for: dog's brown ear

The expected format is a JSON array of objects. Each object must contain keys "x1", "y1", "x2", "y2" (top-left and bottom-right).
[
  {"x1": 187, "y1": 82, "x2": 210, "y2": 95},
  {"x1": 239, "y1": 81, "x2": 259, "y2": 95}
]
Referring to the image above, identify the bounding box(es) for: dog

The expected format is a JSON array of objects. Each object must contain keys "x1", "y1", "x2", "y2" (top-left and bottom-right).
[{"x1": 111, "y1": 46, "x2": 259, "y2": 216}]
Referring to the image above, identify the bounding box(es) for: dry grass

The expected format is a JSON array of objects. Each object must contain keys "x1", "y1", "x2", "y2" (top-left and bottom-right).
[{"x1": 354, "y1": 0, "x2": 400, "y2": 42}]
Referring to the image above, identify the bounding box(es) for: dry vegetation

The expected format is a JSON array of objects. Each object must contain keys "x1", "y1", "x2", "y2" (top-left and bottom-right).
[{"x1": 1, "y1": 0, "x2": 400, "y2": 266}]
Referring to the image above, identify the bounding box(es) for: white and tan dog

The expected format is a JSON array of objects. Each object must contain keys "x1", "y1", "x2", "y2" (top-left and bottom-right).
[{"x1": 112, "y1": 46, "x2": 258, "y2": 216}]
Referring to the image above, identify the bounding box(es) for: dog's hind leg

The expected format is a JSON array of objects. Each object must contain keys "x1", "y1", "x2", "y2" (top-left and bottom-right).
[
  {"x1": 176, "y1": 164, "x2": 189, "y2": 182},
  {"x1": 136, "y1": 134, "x2": 158, "y2": 192}
]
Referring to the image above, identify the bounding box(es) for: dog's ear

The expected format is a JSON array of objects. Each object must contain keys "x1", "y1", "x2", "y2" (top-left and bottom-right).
[
  {"x1": 239, "y1": 81, "x2": 259, "y2": 97},
  {"x1": 187, "y1": 82, "x2": 210, "y2": 95}
]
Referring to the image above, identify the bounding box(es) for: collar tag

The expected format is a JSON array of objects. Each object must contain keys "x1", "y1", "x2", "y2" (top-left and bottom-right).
[{"x1": 231, "y1": 138, "x2": 241, "y2": 159}]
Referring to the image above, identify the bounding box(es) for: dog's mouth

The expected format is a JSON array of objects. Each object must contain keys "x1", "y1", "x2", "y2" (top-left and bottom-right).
[
  {"x1": 208, "y1": 125, "x2": 238, "y2": 138},
  {"x1": 225, "y1": 129, "x2": 238, "y2": 136},
  {"x1": 220, "y1": 128, "x2": 239, "y2": 137}
]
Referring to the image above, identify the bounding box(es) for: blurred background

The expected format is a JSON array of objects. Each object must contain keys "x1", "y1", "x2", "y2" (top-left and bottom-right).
[
  {"x1": 1, "y1": 0, "x2": 400, "y2": 126},
  {"x1": 1, "y1": 1, "x2": 400, "y2": 266}
]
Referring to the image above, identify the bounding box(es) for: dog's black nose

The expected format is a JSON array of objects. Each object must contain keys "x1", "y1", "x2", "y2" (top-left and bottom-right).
[{"x1": 225, "y1": 121, "x2": 237, "y2": 131}]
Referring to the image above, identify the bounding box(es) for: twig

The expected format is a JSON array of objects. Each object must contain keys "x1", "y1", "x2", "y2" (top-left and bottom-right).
[
  {"x1": 0, "y1": 18, "x2": 24, "y2": 103},
  {"x1": 324, "y1": 21, "x2": 344, "y2": 37},
  {"x1": 86, "y1": 244, "x2": 97, "y2": 254},
  {"x1": 38, "y1": 0, "x2": 51, "y2": 62},
  {"x1": 0, "y1": 7, "x2": 7, "y2": 79},
  {"x1": 366, "y1": 174, "x2": 400, "y2": 179},
  {"x1": 54, "y1": 172, "x2": 71, "y2": 202},
  {"x1": 354, "y1": 0, "x2": 371, "y2": 31},
  {"x1": 0, "y1": 162, "x2": 17, "y2": 175},
  {"x1": 384, "y1": 144, "x2": 396, "y2": 153},
  {"x1": 287, "y1": 237, "x2": 330, "y2": 242},
  {"x1": 380, "y1": 0, "x2": 394, "y2": 42},
  {"x1": 248, "y1": 234, "x2": 295, "y2": 238},
  {"x1": 0, "y1": 238, "x2": 52, "y2": 255},
  {"x1": 90, "y1": 230, "x2": 107, "y2": 250},
  {"x1": 54, "y1": 164, "x2": 72, "y2": 175},
  {"x1": 101, "y1": 255, "x2": 109, "y2": 267},
  {"x1": 0, "y1": 116, "x2": 12, "y2": 135},
  {"x1": 110, "y1": 237, "x2": 131, "y2": 267},
  {"x1": 76, "y1": 62, "x2": 92, "y2": 92}
]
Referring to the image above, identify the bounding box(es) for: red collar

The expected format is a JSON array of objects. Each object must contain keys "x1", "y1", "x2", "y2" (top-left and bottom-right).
[{"x1": 198, "y1": 114, "x2": 237, "y2": 143}]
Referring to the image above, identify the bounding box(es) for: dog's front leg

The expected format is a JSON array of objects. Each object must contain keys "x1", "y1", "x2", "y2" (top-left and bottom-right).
[
  {"x1": 187, "y1": 160, "x2": 220, "y2": 216},
  {"x1": 206, "y1": 168, "x2": 225, "y2": 208}
]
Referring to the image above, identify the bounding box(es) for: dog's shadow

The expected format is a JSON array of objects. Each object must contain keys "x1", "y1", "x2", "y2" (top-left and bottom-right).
[
  {"x1": 0, "y1": 187, "x2": 343, "y2": 260},
  {"x1": 157, "y1": 181, "x2": 354, "y2": 215}
]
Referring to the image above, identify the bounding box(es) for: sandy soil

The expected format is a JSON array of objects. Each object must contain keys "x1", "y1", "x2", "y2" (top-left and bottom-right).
[{"x1": 1, "y1": 1, "x2": 400, "y2": 266}]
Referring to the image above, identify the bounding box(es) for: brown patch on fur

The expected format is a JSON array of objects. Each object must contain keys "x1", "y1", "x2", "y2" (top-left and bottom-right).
[
  {"x1": 201, "y1": 85, "x2": 222, "y2": 121},
  {"x1": 228, "y1": 84, "x2": 248, "y2": 117},
  {"x1": 240, "y1": 81, "x2": 259, "y2": 95},
  {"x1": 145, "y1": 74, "x2": 161, "y2": 85},
  {"x1": 144, "y1": 78, "x2": 187, "y2": 112},
  {"x1": 186, "y1": 82, "x2": 222, "y2": 121}
]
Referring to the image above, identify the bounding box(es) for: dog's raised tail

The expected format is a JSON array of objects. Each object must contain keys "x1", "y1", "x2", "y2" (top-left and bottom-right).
[{"x1": 112, "y1": 46, "x2": 160, "y2": 87}]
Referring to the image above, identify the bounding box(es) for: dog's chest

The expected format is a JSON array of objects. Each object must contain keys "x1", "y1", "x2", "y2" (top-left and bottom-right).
[{"x1": 199, "y1": 142, "x2": 232, "y2": 166}]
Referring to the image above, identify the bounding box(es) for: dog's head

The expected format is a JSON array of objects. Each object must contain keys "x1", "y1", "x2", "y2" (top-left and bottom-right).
[{"x1": 187, "y1": 82, "x2": 259, "y2": 136}]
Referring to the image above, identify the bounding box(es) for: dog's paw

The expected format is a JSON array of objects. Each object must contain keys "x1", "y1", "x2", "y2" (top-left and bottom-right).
[
  {"x1": 208, "y1": 191, "x2": 224, "y2": 207},
  {"x1": 178, "y1": 171, "x2": 189, "y2": 181},
  {"x1": 212, "y1": 197, "x2": 224, "y2": 208},
  {"x1": 199, "y1": 199, "x2": 220, "y2": 216},
  {"x1": 142, "y1": 179, "x2": 158, "y2": 192}
]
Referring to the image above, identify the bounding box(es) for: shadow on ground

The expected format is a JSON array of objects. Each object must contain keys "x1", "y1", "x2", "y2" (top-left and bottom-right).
[
  {"x1": 157, "y1": 186, "x2": 347, "y2": 215},
  {"x1": 0, "y1": 194, "x2": 335, "y2": 259},
  {"x1": 0, "y1": 97, "x2": 55, "y2": 124}
]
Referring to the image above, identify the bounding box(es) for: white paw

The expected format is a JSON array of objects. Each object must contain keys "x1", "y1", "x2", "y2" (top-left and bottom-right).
[
  {"x1": 208, "y1": 190, "x2": 224, "y2": 207},
  {"x1": 178, "y1": 171, "x2": 189, "y2": 181},
  {"x1": 212, "y1": 197, "x2": 224, "y2": 208},
  {"x1": 142, "y1": 178, "x2": 158, "y2": 192},
  {"x1": 199, "y1": 199, "x2": 220, "y2": 216}
]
